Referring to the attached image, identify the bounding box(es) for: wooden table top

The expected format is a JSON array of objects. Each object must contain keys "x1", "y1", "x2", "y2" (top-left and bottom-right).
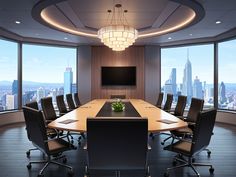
[{"x1": 48, "y1": 99, "x2": 187, "y2": 133}]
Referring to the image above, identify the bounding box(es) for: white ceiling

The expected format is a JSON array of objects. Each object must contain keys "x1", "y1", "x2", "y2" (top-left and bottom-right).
[{"x1": 0, "y1": 0, "x2": 236, "y2": 45}]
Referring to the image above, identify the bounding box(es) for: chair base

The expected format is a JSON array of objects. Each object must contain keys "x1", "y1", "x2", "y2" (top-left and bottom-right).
[
  {"x1": 26, "y1": 147, "x2": 39, "y2": 157},
  {"x1": 27, "y1": 155, "x2": 74, "y2": 177},
  {"x1": 164, "y1": 156, "x2": 214, "y2": 177}
]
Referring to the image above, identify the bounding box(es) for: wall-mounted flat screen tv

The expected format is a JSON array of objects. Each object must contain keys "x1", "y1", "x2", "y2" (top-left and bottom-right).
[{"x1": 101, "y1": 66, "x2": 136, "y2": 86}]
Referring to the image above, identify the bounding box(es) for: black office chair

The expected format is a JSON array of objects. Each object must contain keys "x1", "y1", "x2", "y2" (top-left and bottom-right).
[
  {"x1": 163, "y1": 93, "x2": 173, "y2": 112},
  {"x1": 160, "y1": 95, "x2": 187, "y2": 145},
  {"x1": 25, "y1": 101, "x2": 58, "y2": 156},
  {"x1": 41, "y1": 97, "x2": 58, "y2": 123},
  {"x1": 86, "y1": 118, "x2": 150, "y2": 177},
  {"x1": 156, "y1": 92, "x2": 163, "y2": 108},
  {"x1": 25, "y1": 101, "x2": 39, "y2": 110},
  {"x1": 66, "y1": 93, "x2": 76, "y2": 110},
  {"x1": 110, "y1": 94, "x2": 126, "y2": 99},
  {"x1": 163, "y1": 109, "x2": 217, "y2": 177},
  {"x1": 173, "y1": 95, "x2": 187, "y2": 116},
  {"x1": 56, "y1": 95, "x2": 69, "y2": 116},
  {"x1": 73, "y1": 92, "x2": 81, "y2": 107},
  {"x1": 56, "y1": 95, "x2": 82, "y2": 144},
  {"x1": 22, "y1": 106, "x2": 74, "y2": 177},
  {"x1": 170, "y1": 98, "x2": 204, "y2": 141}
]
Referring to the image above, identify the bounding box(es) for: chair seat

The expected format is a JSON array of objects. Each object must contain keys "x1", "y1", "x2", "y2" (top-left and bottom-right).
[
  {"x1": 171, "y1": 127, "x2": 193, "y2": 137},
  {"x1": 48, "y1": 139, "x2": 72, "y2": 155},
  {"x1": 164, "y1": 141, "x2": 192, "y2": 156}
]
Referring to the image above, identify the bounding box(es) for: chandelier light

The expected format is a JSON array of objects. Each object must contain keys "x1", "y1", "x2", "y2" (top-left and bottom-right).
[{"x1": 98, "y1": 4, "x2": 138, "y2": 51}]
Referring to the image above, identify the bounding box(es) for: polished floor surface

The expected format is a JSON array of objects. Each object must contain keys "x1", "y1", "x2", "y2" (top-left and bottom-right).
[{"x1": 0, "y1": 122, "x2": 236, "y2": 177}]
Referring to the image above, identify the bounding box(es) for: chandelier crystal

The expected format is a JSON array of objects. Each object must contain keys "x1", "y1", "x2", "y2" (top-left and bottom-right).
[{"x1": 98, "y1": 4, "x2": 138, "y2": 51}]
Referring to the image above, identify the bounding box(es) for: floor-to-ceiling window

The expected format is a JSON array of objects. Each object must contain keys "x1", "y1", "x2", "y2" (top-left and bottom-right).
[
  {"x1": 161, "y1": 44, "x2": 214, "y2": 108},
  {"x1": 218, "y1": 39, "x2": 236, "y2": 111},
  {"x1": 22, "y1": 44, "x2": 76, "y2": 109},
  {"x1": 0, "y1": 39, "x2": 18, "y2": 111}
]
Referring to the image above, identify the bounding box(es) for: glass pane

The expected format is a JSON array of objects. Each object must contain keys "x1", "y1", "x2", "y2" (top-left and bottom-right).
[
  {"x1": 218, "y1": 39, "x2": 236, "y2": 110},
  {"x1": 0, "y1": 39, "x2": 18, "y2": 111},
  {"x1": 161, "y1": 44, "x2": 214, "y2": 109},
  {"x1": 22, "y1": 44, "x2": 76, "y2": 109}
]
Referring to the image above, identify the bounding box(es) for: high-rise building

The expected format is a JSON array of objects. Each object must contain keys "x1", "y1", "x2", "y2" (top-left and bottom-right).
[
  {"x1": 6, "y1": 95, "x2": 17, "y2": 109},
  {"x1": 193, "y1": 76, "x2": 203, "y2": 98},
  {"x1": 164, "y1": 68, "x2": 177, "y2": 101},
  {"x1": 182, "y1": 49, "x2": 193, "y2": 104},
  {"x1": 219, "y1": 81, "x2": 227, "y2": 104},
  {"x1": 72, "y1": 83, "x2": 77, "y2": 94},
  {"x1": 12, "y1": 80, "x2": 18, "y2": 95},
  {"x1": 37, "y1": 87, "x2": 45, "y2": 102},
  {"x1": 64, "y1": 67, "x2": 73, "y2": 96}
]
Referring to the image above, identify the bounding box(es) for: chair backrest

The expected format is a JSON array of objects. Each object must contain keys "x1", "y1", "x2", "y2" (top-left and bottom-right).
[
  {"x1": 66, "y1": 93, "x2": 76, "y2": 110},
  {"x1": 25, "y1": 101, "x2": 39, "y2": 110},
  {"x1": 156, "y1": 92, "x2": 163, "y2": 108},
  {"x1": 87, "y1": 118, "x2": 148, "y2": 171},
  {"x1": 73, "y1": 92, "x2": 81, "y2": 107},
  {"x1": 163, "y1": 93, "x2": 173, "y2": 112},
  {"x1": 110, "y1": 94, "x2": 126, "y2": 99},
  {"x1": 191, "y1": 109, "x2": 217, "y2": 155},
  {"x1": 56, "y1": 95, "x2": 68, "y2": 114},
  {"x1": 174, "y1": 95, "x2": 187, "y2": 116},
  {"x1": 187, "y1": 97, "x2": 204, "y2": 122},
  {"x1": 22, "y1": 106, "x2": 49, "y2": 154},
  {"x1": 41, "y1": 97, "x2": 57, "y2": 121}
]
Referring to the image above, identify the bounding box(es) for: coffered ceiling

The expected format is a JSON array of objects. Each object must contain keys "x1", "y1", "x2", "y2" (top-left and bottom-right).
[{"x1": 0, "y1": 0, "x2": 236, "y2": 45}]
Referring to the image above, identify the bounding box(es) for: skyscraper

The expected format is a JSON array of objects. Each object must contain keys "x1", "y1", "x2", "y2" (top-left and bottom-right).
[
  {"x1": 219, "y1": 81, "x2": 227, "y2": 104},
  {"x1": 182, "y1": 49, "x2": 193, "y2": 104},
  {"x1": 64, "y1": 67, "x2": 73, "y2": 96},
  {"x1": 164, "y1": 68, "x2": 177, "y2": 101},
  {"x1": 37, "y1": 87, "x2": 45, "y2": 102},
  {"x1": 193, "y1": 76, "x2": 203, "y2": 98},
  {"x1": 12, "y1": 80, "x2": 18, "y2": 95},
  {"x1": 6, "y1": 95, "x2": 17, "y2": 109}
]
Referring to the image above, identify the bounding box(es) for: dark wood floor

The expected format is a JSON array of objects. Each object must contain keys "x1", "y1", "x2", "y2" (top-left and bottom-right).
[{"x1": 0, "y1": 122, "x2": 236, "y2": 177}]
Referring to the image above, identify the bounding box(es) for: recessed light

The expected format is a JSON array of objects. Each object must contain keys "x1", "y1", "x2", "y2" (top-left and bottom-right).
[
  {"x1": 215, "y1": 20, "x2": 221, "y2": 24},
  {"x1": 189, "y1": 33, "x2": 193, "y2": 36},
  {"x1": 64, "y1": 37, "x2": 68, "y2": 40},
  {"x1": 168, "y1": 37, "x2": 172, "y2": 40},
  {"x1": 15, "y1": 21, "x2": 21, "y2": 24}
]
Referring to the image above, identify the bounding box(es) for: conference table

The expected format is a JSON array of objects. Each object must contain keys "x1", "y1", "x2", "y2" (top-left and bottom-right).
[{"x1": 48, "y1": 99, "x2": 187, "y2": 133}]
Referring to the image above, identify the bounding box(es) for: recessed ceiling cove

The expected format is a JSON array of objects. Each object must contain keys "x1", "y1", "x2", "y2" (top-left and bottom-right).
[{"x1": 32, "y1": 0, "x2": 205, "y2": 40}]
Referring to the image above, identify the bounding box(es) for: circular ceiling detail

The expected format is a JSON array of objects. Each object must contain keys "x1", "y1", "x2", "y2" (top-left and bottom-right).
[{"x1": 32, "y1": 0, "x2": 205, "y2": 40}]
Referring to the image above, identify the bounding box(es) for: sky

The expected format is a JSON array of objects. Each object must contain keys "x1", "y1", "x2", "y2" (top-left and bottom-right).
[
  {"x1": 161, "y1": 40, "x2": 236, "y2": 85},
  {"x1": 0, "y1": 38, "x2": 236, "y2": 85},
  {"x1": 0, "y1": 40, "x2": 76, "y2": 83}
]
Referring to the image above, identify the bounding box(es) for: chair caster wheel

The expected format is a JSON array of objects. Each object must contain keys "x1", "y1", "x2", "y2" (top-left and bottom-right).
[
  {"x1": 27, "y1": 163, "x2": 31, "y2": 169},
  {"x1": 38, "y1": 174, "x2": 44, "y2": 177},
  {"x1": 26, "y1": 151, "x2": 30, "y2": 157},
  {"x1": 161, "y1": 142, "x2": 165, "y2": 145},
  {"x1": 68, "y1": 169, "x2": 74, "y2": 176},
  {"x1": 209, "y1": 167, "x2": 214, "y2": 174},
  {"x1": 63, "y1": 158, "x2": 67, "y2": 163},
  {"x1": 207, "y1": 151, "x2": 211, "y2": 157},
  {"x1": 192, "y1": 158, "x2": 195, "y2": 163},
  {"x1": 164, "y1": 172, "x2": 169, "y2": 177}
]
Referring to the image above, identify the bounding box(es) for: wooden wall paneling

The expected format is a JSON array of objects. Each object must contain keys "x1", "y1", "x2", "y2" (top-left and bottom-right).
[{"x1": 91, "y1": 46, "x2": 145, "y2": 99}]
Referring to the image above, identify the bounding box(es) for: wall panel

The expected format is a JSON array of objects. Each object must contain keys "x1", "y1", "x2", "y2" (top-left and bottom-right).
[{"x1": 91, "y1": 46, "x2": 145, "y2": 99}]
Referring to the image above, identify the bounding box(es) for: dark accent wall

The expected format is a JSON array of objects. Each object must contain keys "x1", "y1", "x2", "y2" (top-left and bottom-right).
[
  {"x1": 145, "y1": 45, "x2": 161, "y2": 104},
  {"x1": 91, "y1": 46, "x2": 145, "y2": 99},
  {"x1": 78, "y1": 46, "x2": 91, "y2": 103}
]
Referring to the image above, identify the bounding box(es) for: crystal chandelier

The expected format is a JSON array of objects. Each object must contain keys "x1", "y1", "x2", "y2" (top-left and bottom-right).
[{"x1": 98, "y1": 4, "x2": 138, "y2": 51}]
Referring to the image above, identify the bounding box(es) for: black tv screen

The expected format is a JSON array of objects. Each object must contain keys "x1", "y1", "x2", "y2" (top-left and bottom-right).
[{"x1": 101, "y1": 67, "x2": 136, "y2": 86}]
